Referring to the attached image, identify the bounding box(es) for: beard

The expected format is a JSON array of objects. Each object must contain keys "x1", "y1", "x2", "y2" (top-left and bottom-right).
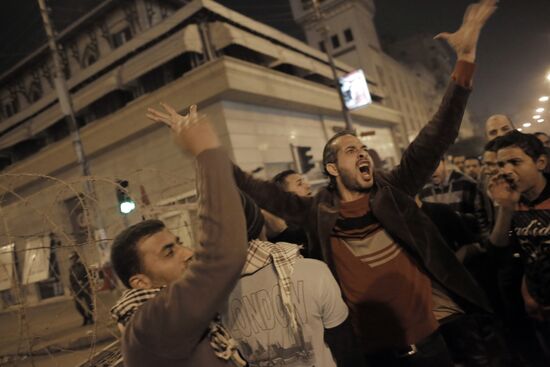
[{"x1": 339, "y1": 167, "x2": 372, "y2": 193}]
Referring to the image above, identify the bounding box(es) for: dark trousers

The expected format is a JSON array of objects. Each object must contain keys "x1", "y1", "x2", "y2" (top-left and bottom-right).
[
  {"x1": 74, "y1": 290, "x2": 94, "y2": 323},
  {"x1": 364, "y1": 330, "x2": 454, "y2": 367}
]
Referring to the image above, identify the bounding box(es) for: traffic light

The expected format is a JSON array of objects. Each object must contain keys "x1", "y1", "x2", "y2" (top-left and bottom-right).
[
  {"x1": 116, "y1": 180, "x2": 136, "y2": 214},
  {"x1": 296, "y1": 146, "x2": 315, "y2": 173}
]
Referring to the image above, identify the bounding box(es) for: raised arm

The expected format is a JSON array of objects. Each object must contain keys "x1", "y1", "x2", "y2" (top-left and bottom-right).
[
  {"x1": 125, "y1": 104, "x2": 247, "y2": 358},
  {"x1": 233, "y1": 164, "x2": 313, "y2": 226},
  {"x1": 386, "y1": 0, "x2": 497, "y2": 195}
]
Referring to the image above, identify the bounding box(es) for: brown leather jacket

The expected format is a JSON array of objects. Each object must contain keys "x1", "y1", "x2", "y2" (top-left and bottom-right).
[{"x1": 234, "y1": 80, "x2": 492, "y2": 315}]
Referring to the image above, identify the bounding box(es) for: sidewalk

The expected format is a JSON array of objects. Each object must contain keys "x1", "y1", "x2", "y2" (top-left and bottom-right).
[{"x1": 0, "y1": 290, "x2": 121, "y2": 362}]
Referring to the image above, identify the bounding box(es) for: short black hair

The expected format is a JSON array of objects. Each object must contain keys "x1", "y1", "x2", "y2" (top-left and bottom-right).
[
  {"x1": 272, "y1": 169, "x2": 297, "y2": 189},
  {"x1": 484, "y1": 139, "x2": 498, "y2": 153},
  {"x1": 111, "y1": 219, "x2": 165, "y2": 288},
  {"x1": 465, "y1": 156, "x2": 481, "y2": 163},
  {"x1": 492, "y1": 130, "x2": 546, "y2": 162},
  {"x1": 322, "y1": 129, "x2": 357, "y2": 190}
]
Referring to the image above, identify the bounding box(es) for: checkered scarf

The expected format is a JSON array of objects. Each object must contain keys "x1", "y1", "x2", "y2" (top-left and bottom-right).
[
  {"x1": 110, "y1": 288, "x2": 247, "y2": 366},
  {"x1": 244, "y1": 239, "x2": 303, "y2": 339}
]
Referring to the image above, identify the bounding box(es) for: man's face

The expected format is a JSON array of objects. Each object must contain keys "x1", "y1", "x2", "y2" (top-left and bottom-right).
[
  {"x1": 137, "y1": 229, "x2": 194, "y2": 288},
  {"x1": 464, "y1": 159, "x2": 481, "y2": 180},
  {"x1": 486, "y1": 116, "x2": 513, "y2": 141},
  {"x1": 452, "y1": 156, "x2": 466, "y2": 171},
  {"x1": 482, "y1": 151, "x2": 499, "y2": 177},
  {"x1": 284, "y1": 173, "x2": 312, "y2": 197},
  {"x1": 330, "y1": 135, "x2": 374, "y2": 192},
  {"x1": 497, "y1": 146, "x2": 546, "y2": 195},
  {"x1": 536, "y1": 134, "x2": 550, "y2": 148},
  {"x1": 431, "y1": 160, "x2": 447, "y2": 185}
]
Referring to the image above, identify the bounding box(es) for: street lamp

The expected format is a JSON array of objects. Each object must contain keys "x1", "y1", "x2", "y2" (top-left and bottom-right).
[
  {"x1": 536, "y1": 107, "x2": 545, "y2": 113},
  {"x1": 540, "y1": 96, "x2": 549, "y2": 102}
]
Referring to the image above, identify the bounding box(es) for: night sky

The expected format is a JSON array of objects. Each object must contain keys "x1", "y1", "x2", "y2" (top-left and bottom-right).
[{"x1": 1, "y1": 0, "x2": 549, "y2": 132}]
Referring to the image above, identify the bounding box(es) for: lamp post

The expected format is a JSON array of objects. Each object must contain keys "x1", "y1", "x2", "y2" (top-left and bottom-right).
[{"x1": 311, "y1": 0, "x2": 353, "y2": 130}]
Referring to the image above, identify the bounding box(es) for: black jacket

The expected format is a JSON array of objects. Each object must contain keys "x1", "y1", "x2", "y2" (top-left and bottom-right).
[{"x1": 234, "y1": 81, "x2": 492, "y2": 315}]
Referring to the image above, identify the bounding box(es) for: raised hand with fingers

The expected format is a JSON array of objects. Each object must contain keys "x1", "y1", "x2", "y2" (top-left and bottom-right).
[
  {"x1": 434, "y1": 0, "x2": 498, "y2": 63},
  {"x1": 146, "y1": 103, "x2": 220, "y2": 156}
]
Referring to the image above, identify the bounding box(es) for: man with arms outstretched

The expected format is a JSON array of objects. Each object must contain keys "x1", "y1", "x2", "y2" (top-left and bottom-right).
[{"x1": 233, "y1": 2, "x2": 498, "y2": 366}]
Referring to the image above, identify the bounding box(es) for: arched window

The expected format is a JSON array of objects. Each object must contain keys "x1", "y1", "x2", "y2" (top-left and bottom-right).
[
  {"x1": 29, "y1": 81, "x2": 42, "y2": 103},
  {"x1": 81, "y1": 45, "x2": 99, "y2": 67}
]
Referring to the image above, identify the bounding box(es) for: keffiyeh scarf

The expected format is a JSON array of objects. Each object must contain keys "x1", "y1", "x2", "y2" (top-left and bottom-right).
[
  {"x1": 110, "y1": 288, "x2": 247, "y2": 366},
  {"x1": 109, "y1": 240, "x2": 303, "y2": 366},
  {"x1": 244, "y1": 239, "x2": 303, "y2": 340}
]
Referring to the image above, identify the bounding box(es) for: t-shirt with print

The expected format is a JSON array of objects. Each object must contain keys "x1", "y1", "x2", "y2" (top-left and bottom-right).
[
  {"x1": 330, "y1": 194, "x2": 438, "y2": 353},
  {"x1": 221, "y1": 258, "x2": 348, "y2": 367},
  {"x1": 511, "y1": 180, "x2": 550, "y2": 304}
]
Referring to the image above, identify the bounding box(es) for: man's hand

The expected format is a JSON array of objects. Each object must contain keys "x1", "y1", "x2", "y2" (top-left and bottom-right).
[
  {"x1": 434, "y1": 0, "x2": 498, "y2": 63},
  {"x1": 488, "y1": 174, "x2": 520, "y2": 208},
  {"x1": 146, "y1": 103, "x2": 220, "y2": 156},
  {"x1": 261, "y1": 209, "x2": 288, "y2": 238}
]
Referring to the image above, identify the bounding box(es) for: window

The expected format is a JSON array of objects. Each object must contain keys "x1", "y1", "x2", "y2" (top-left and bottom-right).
[
  {"x1": 112, "y1": 27, "x2": 133, "y2": 48},
  {"x1": 344, "y1": 28, "x2": 354, "y2": 43},
  {"x1": 82, "y1": 45, "x2": 99, "y2": 67},
  {"x1": 319, "y1": 41, "x2": 326, "y2": 52},
  {"x1": 376, "y1": 65, "x2": 386, "y2": 87},
  {"x1": 301, "y1": 0, "x2": 326, "y2": 11},
  {"x1": 29, "y1": 82, "x2": 42, "y2": 103},
  {"x1": 1, "y1": 99, "x2": 18, "y2": 118},
  {"x1": 331, "y1": 35, "x2": 340, "y2": 49}
]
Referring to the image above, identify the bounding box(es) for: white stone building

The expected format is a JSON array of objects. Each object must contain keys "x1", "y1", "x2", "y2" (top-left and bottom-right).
[
  {"x1": 0, "y1": 0, "x2": 402, "y2": 306},
  {"x1": 289, "y1": 0, "x2": 475, "y2": 146}
]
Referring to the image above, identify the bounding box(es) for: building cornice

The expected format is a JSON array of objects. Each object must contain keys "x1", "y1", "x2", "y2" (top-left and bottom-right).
[{"x1": 0, "y1": 56, "x2": 399, "y2": 195}]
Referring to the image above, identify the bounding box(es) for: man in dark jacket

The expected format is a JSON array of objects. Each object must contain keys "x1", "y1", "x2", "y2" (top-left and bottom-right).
[
  {"x1": 419, "y1": 158, "x2": 489, "y2": 237},
  {"x1": 232, "y1": 1, "x2": 497, "y2": 365},
  {"x1": 69, "y1": 251, "x2": 94, "y2": 326}
]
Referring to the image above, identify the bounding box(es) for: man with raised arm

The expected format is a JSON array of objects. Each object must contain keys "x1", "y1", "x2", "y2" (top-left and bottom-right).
[
  {"x1": 143, "y1": 3, "x2": 499, "y2": 364},
  {"x1": 232, "y1": 2, "x2": 499, "y2": 365},
  {"x1": 488, "y1": 131, "x2": 550, "y2": 363},
  {"x1": 110, "y1": 105, "x2": 248, "y2": 366}
]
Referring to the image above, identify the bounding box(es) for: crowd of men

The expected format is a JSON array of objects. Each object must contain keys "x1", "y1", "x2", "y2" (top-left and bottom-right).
[{"x1": 96, "y1": 0, "x2": 549, "y2": 366}]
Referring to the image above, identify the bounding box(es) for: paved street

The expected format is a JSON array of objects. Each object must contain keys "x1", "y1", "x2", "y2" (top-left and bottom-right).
[{"x1": 0, "y1": 291, "x2": 121, "y2": 366}]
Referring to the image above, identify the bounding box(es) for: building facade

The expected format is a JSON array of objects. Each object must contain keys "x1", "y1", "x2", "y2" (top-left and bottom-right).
[
  {"x1": 289, "y1": 0, "x2": 475, "y2": 147},
  {"x1": 0, "y1": 0, "x2": 402, "y2": 307}
]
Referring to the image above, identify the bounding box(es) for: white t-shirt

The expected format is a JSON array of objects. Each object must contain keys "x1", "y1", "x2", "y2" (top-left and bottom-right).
[{"x1": 221, "y1": 258, "x2": 348, "y2": 367}]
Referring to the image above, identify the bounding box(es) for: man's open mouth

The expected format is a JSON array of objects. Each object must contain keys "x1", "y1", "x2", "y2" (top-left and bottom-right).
[{"x1": 358, "y1": 161, "x2": 371, "y2": 179}]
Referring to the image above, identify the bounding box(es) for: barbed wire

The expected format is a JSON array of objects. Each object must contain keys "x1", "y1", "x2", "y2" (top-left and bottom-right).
[{"x1": 0, "y1": 167, "x2": 199, "y2": 367}]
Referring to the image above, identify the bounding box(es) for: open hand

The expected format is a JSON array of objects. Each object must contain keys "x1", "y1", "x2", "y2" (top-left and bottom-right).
[
  {"x1": 434, "y1": 0, "x2": 498, "y2": 62},
  {"x1": 146, "y1": 103, "x2": 220, "y2": 156},
  {"x1": 487, "y1": 174, "x2": 520, "y2": 208}
]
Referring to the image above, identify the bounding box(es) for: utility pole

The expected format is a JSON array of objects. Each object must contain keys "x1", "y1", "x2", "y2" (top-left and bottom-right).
[
  {"x1": 37, "y1": 0, "x2": 107, "y2": 250},
  {"x1": 311, "y1": 0, "x2": 353, "y2": 130}
]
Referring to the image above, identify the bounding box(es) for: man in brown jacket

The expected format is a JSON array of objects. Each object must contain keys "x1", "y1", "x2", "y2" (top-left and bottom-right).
[
  {"x1": 110, "y1": 104, "x2": 248, "y2": 366},
  {"x1": 231, "y1": 2, "x2": 499, "y2": 366}
]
